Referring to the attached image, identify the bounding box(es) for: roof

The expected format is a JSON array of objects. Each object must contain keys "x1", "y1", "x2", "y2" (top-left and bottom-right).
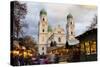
[
  {"x1": 68, "y1": 39, "x2": 79, "y2": 45},
  {"x1": 76, "y1": 28, "x2": 97, "y2": 41},
  {"x1": 67, "y1": 13, "x2": 73, "y2": 19},
  {"x1": 40, "y1": 9, "x2": 47, "y2": 16}
]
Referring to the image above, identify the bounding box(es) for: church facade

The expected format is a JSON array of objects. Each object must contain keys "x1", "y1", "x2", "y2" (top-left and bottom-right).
[{"x1": 38, "y1": 9, "x2": 78, "y2": 55}]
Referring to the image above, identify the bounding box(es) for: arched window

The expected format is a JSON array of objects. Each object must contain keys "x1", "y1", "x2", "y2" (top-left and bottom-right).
[
  {"x1": 50, "y1": 41, "x2": 57, "y2": 47},
  {"x1": 43, "y1": 18, "x2": 45, "y2": 21},
  {"x1": 58, "y1": 37, "x2": 61, "y2": 42},
  {"x1": 42, "y1": 52, "x2": 44, "y2": 55},
  {"x1": 71, "y1": 31, "x2": 73, "y2": 35},
  {"x1": 50, "y1": 41, "x2": 53, "y2": 47},
  {"x1": 71, "y1": 21, "x2": 72, "y2": 25},
  {"x1": 54, "y1": 41, "x2": 57, "y2": 46},
  {"x1": 42, "y1": 29, "x2": 44, "y2": 32},
  {"x1": 42, "y1": 47, "x2": 44, "y2": 50}
]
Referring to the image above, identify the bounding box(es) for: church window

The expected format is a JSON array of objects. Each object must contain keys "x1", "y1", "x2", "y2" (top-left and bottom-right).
[
  {"x1": 58, "y1": 37, "x2": 61, "y2": 42},
  {"x1": 43, "y1": 18, "x2": 45, "y2": 21},
  {"x1": 42, "y1": 47, "x2": 44, "y2": 50},
  {"x1": 42, "y1": 29, "x2": 45, "y2": 32},
  {"x1": 50, "y1": 41, "x2": 53, "y2": 47},
  {"x1": 71, "y1": 22, "x2": 72, "y2": 25},
  {"x1": 71, "y1": 31, "x2": 73, "y2": 35},
  {"x1": 42, "y1": 52, "x2": 44, "y2": 55}
]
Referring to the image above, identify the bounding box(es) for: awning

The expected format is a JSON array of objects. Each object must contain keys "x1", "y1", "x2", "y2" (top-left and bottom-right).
[{"x1": 68, "y1": 39, "x2": 79, "y2": 45}]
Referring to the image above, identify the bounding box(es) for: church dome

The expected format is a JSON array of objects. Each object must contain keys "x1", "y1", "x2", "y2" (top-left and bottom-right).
[
  {"x1": 67, "y1": 13, "x2": 73, "y2": 19},
  {"x1": 40, "y1": 9, "x2": 47, "y2": 16}
]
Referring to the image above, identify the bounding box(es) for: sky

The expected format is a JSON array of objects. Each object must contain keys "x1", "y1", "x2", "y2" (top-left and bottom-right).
[{"x1": 21, "y1": 2, "x2": 97, "y2": 42}]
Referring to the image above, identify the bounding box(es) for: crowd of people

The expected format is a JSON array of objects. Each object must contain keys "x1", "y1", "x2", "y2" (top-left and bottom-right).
[
  {"x1": 11, "y1": 53, "x2": 60, "y2": 66},
  {"x1": 11, "y1": 44, "x2": 81, "y2": 66}
]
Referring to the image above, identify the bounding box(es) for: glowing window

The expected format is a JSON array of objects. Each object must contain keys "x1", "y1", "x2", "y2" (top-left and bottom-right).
[{"x1": 58, "y1": 37, "x2": 61, "y2": 42}]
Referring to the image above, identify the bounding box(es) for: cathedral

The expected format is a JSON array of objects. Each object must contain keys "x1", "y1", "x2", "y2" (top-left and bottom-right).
[{"x1": 38, "y1": 9, "x2": 79, "y2": 55}]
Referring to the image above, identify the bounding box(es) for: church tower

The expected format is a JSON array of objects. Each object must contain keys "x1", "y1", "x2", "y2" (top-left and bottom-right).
[
  {"x1": 38, "y1": 9, "x2": 48, "y2": 55},
  {"x1": 67, "y1": 14, "x2": 75, "y2": 40},
  {"x1": 66, "y1": 14, "x2": 79, "y2": 45}
]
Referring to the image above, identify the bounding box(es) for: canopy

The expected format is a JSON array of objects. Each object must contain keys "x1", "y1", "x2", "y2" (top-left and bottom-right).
[{"x1": 68, "y1": 39, "x2": 79, "y2": 45}]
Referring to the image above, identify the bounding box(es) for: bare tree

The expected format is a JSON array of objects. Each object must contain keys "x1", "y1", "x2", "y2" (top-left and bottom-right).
[
  {"x1": 89, "y1": 15, "x2": 97, "y2": 30},
  {"x1": 11, "y1": 1, "x2": 27, "y2": 39}
]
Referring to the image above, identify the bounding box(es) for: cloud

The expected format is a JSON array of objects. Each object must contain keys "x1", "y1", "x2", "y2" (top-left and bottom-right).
[{"x1": 21, "y1": 2, "x2": 97, "y2": 42}]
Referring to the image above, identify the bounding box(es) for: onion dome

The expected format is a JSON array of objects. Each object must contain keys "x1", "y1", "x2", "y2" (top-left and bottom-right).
[
  {"x1": 40, "y1": 9, "x2": 47, "y2": 16},
  {"x1": 67, "y1": 13, "x2": 73, "y2": 19}
]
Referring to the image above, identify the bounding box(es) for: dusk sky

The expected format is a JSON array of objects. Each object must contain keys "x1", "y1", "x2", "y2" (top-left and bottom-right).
[{"x1": 21, "y1": 2, "x2": 97, "y2": 42}]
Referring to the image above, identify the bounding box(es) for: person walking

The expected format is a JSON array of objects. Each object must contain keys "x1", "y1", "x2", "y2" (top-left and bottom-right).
[{"x1": 54, "y1": 54, "x2": 59, "y2": 63}]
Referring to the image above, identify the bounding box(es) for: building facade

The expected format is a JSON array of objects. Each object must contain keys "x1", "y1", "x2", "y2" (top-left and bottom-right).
[{"x1": 38, "y1": 9, "x2": 77, "y2": 55}]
